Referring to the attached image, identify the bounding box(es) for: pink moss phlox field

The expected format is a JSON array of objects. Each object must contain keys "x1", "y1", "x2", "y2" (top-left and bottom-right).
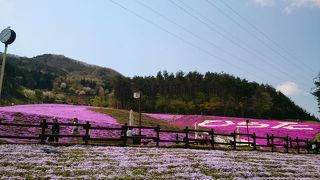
[
  {"x1": 0, "y1": 104, "x2": 179, "y2": 144},
  {"x1": 145, "y1": 113, "x2": 320, "y2": 145},
  {"x1": 0, "y1": 104, "x2": 118, "y2": 125},
  {"x1": 0, "y1": 104, "x2": 120, "y2": 143}
]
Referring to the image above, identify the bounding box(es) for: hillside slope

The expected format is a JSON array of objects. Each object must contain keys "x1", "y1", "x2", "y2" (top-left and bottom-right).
[{"x1": 0, "y1": 53, "x2": 121, "y2": 105}]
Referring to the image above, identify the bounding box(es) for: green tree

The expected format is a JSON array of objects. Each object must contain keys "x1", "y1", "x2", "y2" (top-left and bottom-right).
[{"x1": 312, "y1": 73, "x2": 320, "y2": 112}]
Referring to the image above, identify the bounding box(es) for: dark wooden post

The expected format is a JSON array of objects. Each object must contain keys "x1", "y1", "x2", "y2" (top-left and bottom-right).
[
  {"x1": 266, "y1": 134, "x2": 270, "y2": 146},
  {"x1": 233, "y1": 130, "x2": 236, "y2": 150},
  {"x1": 40, "y1": 119, "x2": 47, "y2": 144},
  {"x1": 156, "y1": 125, "x2": 160, "y2": 147},
  {"x1": 296, "y1": 137, "x2": 300, "y2": 154},
  {"x1": 175, "y1": 133, "x2": 179, "y2": 144},
  {"x1": 185, "y1": 126, "x2": 189, "y2": 148},
  {"x1": 306, "y1": 139, "x2": 310, "y2": 153},
  {"x1": 271, "y1": 134, "x2": 274, "y2": 152},
  {"x1": 253, "y1": 133, "x2": 256, "y2": 150},
  {"x1": 122, "y1": 123, "x2": 128, "y2": 146},
  {"x1": 84, "y1": 121, "x2": 91, "y2": 145},
  {"x1": 210, "y1": 129, "x2": 215, "y2": 150},
  {"x1": 285, "y1": 136, "x2": 289, "y2": 153}
]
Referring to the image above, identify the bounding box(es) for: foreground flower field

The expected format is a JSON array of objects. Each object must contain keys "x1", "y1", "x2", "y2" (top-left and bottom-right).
[{"x1": 0, "y1": 144, "x2": 319, "y2": 179}]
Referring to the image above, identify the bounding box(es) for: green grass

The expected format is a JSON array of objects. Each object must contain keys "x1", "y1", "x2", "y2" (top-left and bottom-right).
[
  {"x1": 200, "y1": 168, "x2": 233, "y2": 179},
  {"x1": 91, "y1": 108, "x2": 182, "y2": 130}
]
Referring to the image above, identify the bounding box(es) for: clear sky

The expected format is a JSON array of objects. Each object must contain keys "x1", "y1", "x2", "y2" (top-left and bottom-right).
[{"x1": 1, "y1": 0, "x2": 319, "y2": 118}]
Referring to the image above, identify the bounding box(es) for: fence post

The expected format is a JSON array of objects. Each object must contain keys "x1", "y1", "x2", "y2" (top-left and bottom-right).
[
  {"x1": 267, "y1": 134, "x2": 270, "y2": 146},
  {"x1": 185, "y1": 126, "x2": 189, "y2": 148},
  {"x1": 296, "y1": 137, "x2": 300, "y2": 154},
  {"x1": 285, "y1": 136, "x2": 289, "y2": 153},
  {"x1": 210, "y1": 129, "x2": 215, "y2": 150},
  {"x1": 271, "y1": 134, "x2": 274, "y2": 152},
  {"x1": 40, "y1": 119, "x2": 47, "y2": 144},
  {"x1": 253, "y1": 133, "x2": 256, "y2": 150},
  {"x1": 175, "y1": 133, "x2": 179, "y2": 144},
  {"x1": 122, "y1": 123, "x2": 128, "y2": 146},
  {"x1": 84, "y1": 121, "x2": 91, "y2": 145},
  {"x1": 233, "y1": 130, "x2": 236, "y2": 150},
  {"x1": 156, "y1": 125, "x2": 160, "y2": 147},
  {"x1": 306, "y1": 139, "x2": 310, "y2": 153}
]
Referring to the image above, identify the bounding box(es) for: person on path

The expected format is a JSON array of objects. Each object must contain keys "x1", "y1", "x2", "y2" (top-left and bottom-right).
[
  {"x1": 126, "y1": 128, "x2": 133, "y2": 137},
  {"x1": 51, "y1": 118, "x2": 60, "y2": 142},
  {"x1": 72, "y1": 118, "x2": 81, "y2": 143}
]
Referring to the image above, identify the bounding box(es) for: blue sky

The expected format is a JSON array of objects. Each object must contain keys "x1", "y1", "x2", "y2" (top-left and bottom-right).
[{"x1": 1, "y1": 0, "x2": 319, "y2": 118}]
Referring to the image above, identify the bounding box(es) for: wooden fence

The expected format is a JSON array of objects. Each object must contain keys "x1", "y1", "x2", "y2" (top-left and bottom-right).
[{"x1": 0, "y1": 120, "x2": 319, "y2": 154}]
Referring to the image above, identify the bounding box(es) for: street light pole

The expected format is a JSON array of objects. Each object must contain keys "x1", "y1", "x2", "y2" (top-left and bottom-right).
[
  {"x1": 0, "y1": 27, "x2": 16, "y2": 101},
  {"x1": 0, "y1": 44, "x2": 8, "y2": 100}
]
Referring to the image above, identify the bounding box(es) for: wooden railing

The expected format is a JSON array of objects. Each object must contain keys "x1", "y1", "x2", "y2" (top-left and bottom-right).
[{"x1": 0, "y1": 120, "x2": 319, "y2": 154}]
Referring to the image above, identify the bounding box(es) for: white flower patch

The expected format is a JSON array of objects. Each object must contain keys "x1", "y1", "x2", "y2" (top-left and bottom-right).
[{"x1": 0, "y1": 145, "x2": 319, "y2": 179}]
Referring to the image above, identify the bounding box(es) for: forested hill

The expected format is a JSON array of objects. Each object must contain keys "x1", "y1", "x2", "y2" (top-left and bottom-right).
[
  {"x1": 0, "y1": 53, "x2": 120, "y2": 105},
  {"x1": 0, "y1": 53, "x2": 317, "y2": 121},
  {"x1": 112, "y1": 71, "x2": 318, "y2": 121}
]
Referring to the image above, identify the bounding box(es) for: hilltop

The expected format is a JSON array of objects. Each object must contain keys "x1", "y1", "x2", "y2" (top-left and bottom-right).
[{"x1": 0, "y1": 53, "x2": 120, "y2": 106}]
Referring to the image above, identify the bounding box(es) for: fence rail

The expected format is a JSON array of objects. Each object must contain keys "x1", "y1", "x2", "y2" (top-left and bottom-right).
[{"x1": 0, "y1": 120, "x2": 319, "y2": 154}]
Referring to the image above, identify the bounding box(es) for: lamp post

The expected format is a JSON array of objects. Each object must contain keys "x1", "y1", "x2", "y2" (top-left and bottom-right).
[
  {"x1": 133, "y1": 91, "x2": 141, "y2": 135},
  {"x1": 0, "y1": 27, "x2": 16, "y2": 100}
]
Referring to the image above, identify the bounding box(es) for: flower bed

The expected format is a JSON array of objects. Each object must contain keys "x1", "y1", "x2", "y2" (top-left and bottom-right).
[
  {"x1": 0, "y1": 104, "x2": 177, "y2": 144},
  {"x1": 0, "y1": 104, "x2": 119, "y2": 125},
  {"x1": 0, "y1": 104, "x2": 120, "y2": 143},
  {"x1": 0, "y1": 144, "x2": 319, "y2": 179},
  {"x1": 145, "y1": 113, "x2": 320, "y2": 145}
]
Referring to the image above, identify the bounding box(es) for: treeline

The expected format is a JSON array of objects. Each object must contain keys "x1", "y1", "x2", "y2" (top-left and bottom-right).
[{"x1": 111, "y1": 71, "x2": 317, "y2": 121}]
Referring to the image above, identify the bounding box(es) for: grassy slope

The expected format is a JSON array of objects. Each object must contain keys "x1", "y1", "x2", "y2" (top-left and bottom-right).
[{"x1": 91, "y1": 108, "x2": 182, "y2": 130}]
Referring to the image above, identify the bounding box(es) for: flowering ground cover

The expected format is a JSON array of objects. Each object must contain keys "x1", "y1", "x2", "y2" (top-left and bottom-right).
[
  {"x1": 0, "y1": 144, "x2": 319, "y2": 179},
  {"x1": 1, "y1": 104, "x2": 319, "y2": 148},
  {"x1": 0, "y1": 104, "x2": 119, "y2": 125},
  {"x1": 0, "y1": 104, "x2": 120, "y2": 143},
  {"x1": 0, "y1": 104, "x2": 180, "y2": 144},
  {"x1": 145, "y1": 114, "x2": 320, "y2": 146}
]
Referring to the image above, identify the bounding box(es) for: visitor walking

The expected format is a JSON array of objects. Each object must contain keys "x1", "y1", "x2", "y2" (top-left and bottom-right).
[
  {"x1": 72, "y1": 118, "x2": 81, "y2": 143},
  {"x1": 51, "y1": 118, "x2": 60, "y2": 142},
  {"x1": 126, "y1": 128, "x2": 133, "y2": 137}
]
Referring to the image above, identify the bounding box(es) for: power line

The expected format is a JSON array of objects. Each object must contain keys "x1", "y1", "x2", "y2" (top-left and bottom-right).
[
  {"x1": 134, "y1": 0, "x2": 289, "y2": 83},
  {"x1": 169, "y1": 0, "x2": 311, "y2": 88},
  {"x1": 218, "y1": 0, "x2": 318, "y2": 74},
  {"x1": 205, "y1": 0, "x2": 313, "y2": 82},
  {"x1": 108, "y1": 0, "x2": 264, "y2": 81}
]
